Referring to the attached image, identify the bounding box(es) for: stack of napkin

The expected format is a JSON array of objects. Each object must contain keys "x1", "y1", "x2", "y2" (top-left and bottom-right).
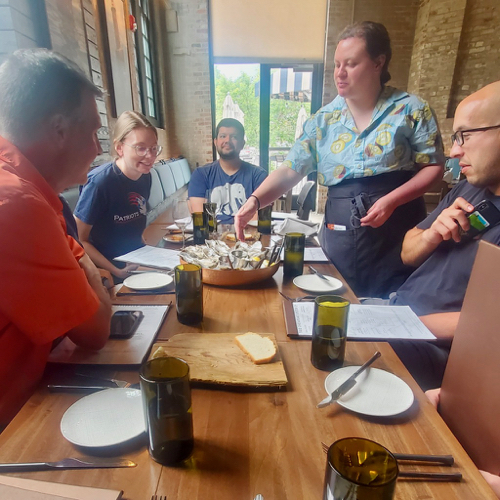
[{"x1": 274, "y1": 218, "x2": 319, "y2": 237}]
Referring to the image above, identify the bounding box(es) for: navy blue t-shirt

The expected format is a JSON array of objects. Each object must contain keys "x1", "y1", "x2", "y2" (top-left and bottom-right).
[
  {"x1": 393, "y1": 180, "x2": 500, "y2": 315},
  {"x1": 188, "y1": 160, "x2": 267, "y2": 223},
  {"x1": 74, "y1": 162, "x2": 151, "y2": 260}
]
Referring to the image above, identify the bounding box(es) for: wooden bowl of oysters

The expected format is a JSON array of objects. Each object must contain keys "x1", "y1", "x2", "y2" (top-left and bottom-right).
[{"x1": 179, "y1": 240, "x2": 281, "y2": 287}]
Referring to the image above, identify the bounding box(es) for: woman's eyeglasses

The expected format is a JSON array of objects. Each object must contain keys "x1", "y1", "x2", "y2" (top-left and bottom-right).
[{"x1": 122, "y1": 142, "x2": 163, "y2": 157}]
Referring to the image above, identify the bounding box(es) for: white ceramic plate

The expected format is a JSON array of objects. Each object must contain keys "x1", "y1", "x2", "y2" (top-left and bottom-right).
[
  {"x1": 123, "y1": 272, "x2": 173, "y2": 290},
  {"x1": 324, "y1": 366, "x2": 414, "y2": 417},
  {"x1": 60, "y1": 388, "x2": 145, "y2": 447},
  {"x1": 163, "y1": 234, "x2": 184, "y2": 244},
  {"x1": 293, "y1": 274, "x2": 343, "y2": 293}
]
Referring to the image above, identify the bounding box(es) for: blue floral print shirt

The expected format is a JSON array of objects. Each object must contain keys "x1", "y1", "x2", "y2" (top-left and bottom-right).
[{"x1": 283, "y1": 86, "x2": 445, "y2": 186}]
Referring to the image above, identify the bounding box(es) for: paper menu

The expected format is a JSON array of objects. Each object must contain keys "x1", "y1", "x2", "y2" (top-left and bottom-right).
[
  {"x1": 48, "y1": 304, "x2": 169, "y2": 365},
  {"x1": 115, "y1": 245, "x2": 180, "y2": 270},
  {"x1": 289, "y1": 303, "x2": 436, "y2": 340},
  {"x1": 0, "y1": 475, "x2": 122, "y2": 500}
]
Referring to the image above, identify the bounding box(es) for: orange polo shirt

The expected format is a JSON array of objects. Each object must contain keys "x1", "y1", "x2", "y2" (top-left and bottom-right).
[{"x1": 0, "y1": 136, "x2": 99, "y2": 426}]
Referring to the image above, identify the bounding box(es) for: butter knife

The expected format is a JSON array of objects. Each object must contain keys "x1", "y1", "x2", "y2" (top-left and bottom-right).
[
  {"x1": 317, "y1": 351, "x2": 381, "y2": 408},
  {"x1": 0, "y1": 457, "x2": 136, "y2": 472},
  {"x1": 309, "y1": 265, "x2": 329, "y2": 282}
]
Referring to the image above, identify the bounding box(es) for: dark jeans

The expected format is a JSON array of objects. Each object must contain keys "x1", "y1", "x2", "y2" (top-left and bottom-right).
[{"x1": 390, "y1": 340, "x2": 451, "y2": 391}]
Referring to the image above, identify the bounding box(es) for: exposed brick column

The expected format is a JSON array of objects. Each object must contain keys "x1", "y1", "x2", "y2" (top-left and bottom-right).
[{"x1": 408, "y1": 0, "x2": 467, "y2": 150}]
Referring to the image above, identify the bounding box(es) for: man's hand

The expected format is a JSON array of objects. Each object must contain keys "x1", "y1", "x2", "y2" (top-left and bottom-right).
[
  {"x1": 423, "y1": 197, "x2": 474, "y2": 245},
  {"x1": 235, "y1": 196, "x2": 259, "y2": 241},
  {"x1": 425, "y1": 388, "x2": 441, "y2": 409},
  {"x1": 480, "y1": 471, "x2": 500, "y2": 498},
  {"x1": 360, "y1": 195, "x2": 397, "y2": 228},
  {"x1": 402, "y1": 197, "x2": 475, "y2": 267}
]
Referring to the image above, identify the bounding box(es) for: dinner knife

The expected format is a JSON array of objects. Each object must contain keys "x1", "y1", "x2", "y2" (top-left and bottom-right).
[
  {"x1": 0, "y1": 457, "x2": 136, "y2": 472},
  {"x1": 309, "y1": 265, "x2": 330, "y2": 282},
  {"x1": 48, "y1": 384, "x2": 112, "y2": 392},
  {"x1": 317, "y1": 351, "x2": 382, "y2": 408}
]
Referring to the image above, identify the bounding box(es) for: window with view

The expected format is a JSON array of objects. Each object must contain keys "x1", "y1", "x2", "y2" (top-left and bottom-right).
[{"x1": 131, "y1": 0, "x2": 160, "y2": 126}]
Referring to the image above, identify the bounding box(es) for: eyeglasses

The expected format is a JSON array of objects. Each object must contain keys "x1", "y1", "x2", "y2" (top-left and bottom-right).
[
  {"x1": 451, "y1": 124, "x2": 500, "y2": 147},
  {"x1": 122, "y1": 142, "x2": 162, "y2": 157}
]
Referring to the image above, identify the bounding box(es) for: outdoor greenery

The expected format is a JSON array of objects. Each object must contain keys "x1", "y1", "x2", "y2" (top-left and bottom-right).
[{"x1": 214, "y1": 67, "x2": 311, "y2": 150}]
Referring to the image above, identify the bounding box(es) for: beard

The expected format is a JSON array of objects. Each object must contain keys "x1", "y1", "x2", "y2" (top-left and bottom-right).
[{"x1": 217, "y1": 145, "x2": 239, "y2": 161}]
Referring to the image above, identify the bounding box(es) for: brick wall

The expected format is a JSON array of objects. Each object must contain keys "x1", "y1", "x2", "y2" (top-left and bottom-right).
[
  {"x1": 45, "y1": 0, "x2": 110, "y2": 165},
  {"x1": 408, "y1": 0, "x2": 500, "y2": 154},
  {"x1": 162, "y1": 0, "x2": 214, "y2": 168},
  {"x1": 407, "y1": 0, "x2": 466, "y2": 149},
  {"x1": 448, "y1": 0, "x2": 500, "y2": 116}
]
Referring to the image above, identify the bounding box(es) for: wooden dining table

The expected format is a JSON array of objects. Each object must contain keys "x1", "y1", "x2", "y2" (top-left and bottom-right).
[{"x1": 0, "y1": 222, "x2": 496, "y2": 499}]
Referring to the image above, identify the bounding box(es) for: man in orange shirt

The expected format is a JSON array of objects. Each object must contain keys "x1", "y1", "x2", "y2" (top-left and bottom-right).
[{"x1": 0, "y1": 50, "x2": 112, "y2": 427}]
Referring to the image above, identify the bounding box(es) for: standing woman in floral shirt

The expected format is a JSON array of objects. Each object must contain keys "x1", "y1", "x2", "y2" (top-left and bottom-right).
[{"x1": 235, "y1": 21, "x2": 445, "y2": 298}]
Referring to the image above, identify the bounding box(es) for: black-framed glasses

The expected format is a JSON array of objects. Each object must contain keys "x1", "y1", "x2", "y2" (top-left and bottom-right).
[
  {"x1": 122, "y1": 142, "x2": 162, "y2": 157},
  {"x1": 451, "y1": 124, "x2": 500, "y2": 147}
]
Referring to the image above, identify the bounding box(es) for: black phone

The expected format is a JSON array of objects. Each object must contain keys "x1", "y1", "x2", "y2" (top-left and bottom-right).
[
  {"x1": 461, "y1": 200, "x2": 500, "y2": 239},
  {"x1": 109, "y1": 310, "x2": 143, "y2": 339}
]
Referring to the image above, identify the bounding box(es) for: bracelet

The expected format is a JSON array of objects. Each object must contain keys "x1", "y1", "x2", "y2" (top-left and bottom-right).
[{"x1": 249, "y1": 194, "x2": 261, "y2": 210}]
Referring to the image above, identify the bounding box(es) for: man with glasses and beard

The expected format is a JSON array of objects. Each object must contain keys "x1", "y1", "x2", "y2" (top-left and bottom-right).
[
  {"x1": 189, "y1": 118, "x2": 267, "y2": 224},
  {"x1": 389, "y1": 81, "x2": 500, "y2": 390}
]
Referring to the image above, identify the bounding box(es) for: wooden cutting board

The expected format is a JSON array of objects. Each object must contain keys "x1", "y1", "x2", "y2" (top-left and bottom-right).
[{"x1": 149, "y1": 333, "x2": 288, "y2": 387}]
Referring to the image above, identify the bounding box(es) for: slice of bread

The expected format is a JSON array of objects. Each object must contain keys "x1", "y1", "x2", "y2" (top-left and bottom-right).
[{"x1": 235, "y1": 332, "x2": 277, "y2": 364}]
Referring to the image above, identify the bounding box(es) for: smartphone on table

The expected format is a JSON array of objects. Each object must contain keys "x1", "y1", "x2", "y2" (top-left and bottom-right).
[
  {"x1": 109, "y1": 310, "x2": 144, "y2": 339},
  {"x1": 460, "y1": 200, "x2": 500, "y2": 239}
]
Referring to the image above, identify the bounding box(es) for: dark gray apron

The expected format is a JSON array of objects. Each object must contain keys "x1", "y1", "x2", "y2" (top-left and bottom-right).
[{"x1": 319, "y1": 171, "x2": 426, "y2": 298}]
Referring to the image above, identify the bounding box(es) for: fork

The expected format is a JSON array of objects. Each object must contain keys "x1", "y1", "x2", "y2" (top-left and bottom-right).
[
  {"x1": 279, "y1": 291, "x2": 316, "y2": 302},
  {"x1": 75, "y1": 373, "x2": 131, "y2": 388}
]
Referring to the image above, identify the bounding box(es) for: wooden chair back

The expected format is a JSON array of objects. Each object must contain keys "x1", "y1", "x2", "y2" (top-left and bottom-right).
[{"x1": 440, "y1": 240, "x2": 500, "y2": 473}]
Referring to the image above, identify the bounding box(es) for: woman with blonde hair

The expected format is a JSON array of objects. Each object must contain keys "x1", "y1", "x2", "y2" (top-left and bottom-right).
[{"x1": 75, "y1": 110, "x2": 161, "y2": 279}]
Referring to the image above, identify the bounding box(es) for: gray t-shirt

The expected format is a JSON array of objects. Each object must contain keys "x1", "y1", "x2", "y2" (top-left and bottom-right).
[{"x1": 393, "y1": 180, "x2": 500, "y2": 316}]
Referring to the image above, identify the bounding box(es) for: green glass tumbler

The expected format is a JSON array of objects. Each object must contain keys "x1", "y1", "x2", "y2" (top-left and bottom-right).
[
  {"x1": 192, "y1": 212, "x2": 208, "y2": 244},
  {"x1": 311, "y1": 295, "x2": 350, "y2": 371},
  {"x1": 140, "y1": 357, "x2": 194, "y2": 466},
  {"x1": 257, "y1": 205, "x2": 273, "y2": 235},
  {"x1": 174, "y1": 263, "x2": 203, "y2": 325},
  {"x1": 323, "y1": 438, "x2": 398, "y2": 500},
  {"x1": 283, "y1": 232, "x2": 305, "y2": 278}
]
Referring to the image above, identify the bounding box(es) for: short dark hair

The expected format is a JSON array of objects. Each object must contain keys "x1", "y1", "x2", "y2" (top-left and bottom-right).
[
  {"x1": 0, "y1": 49, "x2": 101, "y2": 143},
  {"x1": 338, "y1": 21, "x2": 392, "y2": 85},
  {"x1": 215, "y1": 118, "x2": 245, "y2": 140}
]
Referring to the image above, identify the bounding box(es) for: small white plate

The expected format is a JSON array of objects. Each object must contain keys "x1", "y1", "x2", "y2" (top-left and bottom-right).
[
  {"x1": 123, "y1": 272, "x2": 173, "y2": 290},
  {"x1": 324, "y1": 366, "x2": 414, "y2": 417},
  {"x1": 163, "y1": 234, "x2": 184, "y2": 244},
  {"x1": 60, "y1": 388, "x2": 145, "y2": 447},
  {"x1": 293, "y1": 274, "x2": 342, "y2": 293}
]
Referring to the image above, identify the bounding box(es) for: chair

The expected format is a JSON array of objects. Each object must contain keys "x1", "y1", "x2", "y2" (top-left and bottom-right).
[
  {"x1": 439, "y1": 240, "x2": 500, "y2": 474},
  {"x1": 169, "y1": 159, "x2": 187, "y2": 190},
  {"x1": 154, "y1": 162, "x2": 176, "y2": 198},
  {"x1": 296, "y1": 180, "x2": 315, "y2": 220},
  {"x1": 423, "y1": 179, "x2": 449, "y2": 214},
  {"x1": 148, "y1": 168, "x2": 165, "y2": 209}
]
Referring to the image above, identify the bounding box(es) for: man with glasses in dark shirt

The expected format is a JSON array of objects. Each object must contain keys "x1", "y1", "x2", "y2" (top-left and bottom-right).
[{"x1": 390, "y1": 81, "x2": 500, "y2": 390}]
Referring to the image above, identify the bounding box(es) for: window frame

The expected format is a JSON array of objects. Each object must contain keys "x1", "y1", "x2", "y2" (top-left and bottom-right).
[{"x1": 130, "y1": 0, "x2": 162, "y2": 127}]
